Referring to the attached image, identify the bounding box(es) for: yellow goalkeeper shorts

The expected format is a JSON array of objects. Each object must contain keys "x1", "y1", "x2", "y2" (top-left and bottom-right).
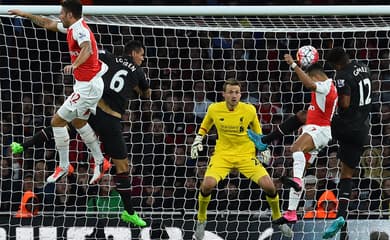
[{"x1": 204, "y1": 153, "x2": 269, "y2": 184}]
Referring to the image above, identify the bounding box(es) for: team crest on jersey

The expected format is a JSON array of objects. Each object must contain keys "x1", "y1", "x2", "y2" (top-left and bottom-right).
[{"x1": 336, "y1": 79, "x2": 345, "y2": 87}]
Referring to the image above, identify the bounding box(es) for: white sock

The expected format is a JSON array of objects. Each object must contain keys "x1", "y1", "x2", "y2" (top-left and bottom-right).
[
  {"x1": 288, "y1": 187, "x2": 303, "y2": 211},
  {"x1": 292, "y1": 151, "x2": 306, "y2": 179},
  {"x1": 287, "y1": 151, "x2": 306, "y2": 211},
  {"x1": 53, "y1": 127, "x2": 70, "y2": 169},
  {"x1": 76, "y1": 123, "x2": 104, "y2": 165}
]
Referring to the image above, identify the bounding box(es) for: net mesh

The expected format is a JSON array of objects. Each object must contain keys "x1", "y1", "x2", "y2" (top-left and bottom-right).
[{"x1": 1, "y1": 13, "x2": 390, "y2": 239}]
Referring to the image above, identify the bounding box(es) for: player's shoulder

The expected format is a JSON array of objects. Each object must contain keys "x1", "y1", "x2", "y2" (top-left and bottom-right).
[
  {"x1": 99, "y1": 51, "x2": 116, "y2": 65},
  {"x1": 239, "y1": 102, "x2": 256, "y2": 111},
  {"x1": 209, "y1": 101, "x2": 221, "y2": 109}
]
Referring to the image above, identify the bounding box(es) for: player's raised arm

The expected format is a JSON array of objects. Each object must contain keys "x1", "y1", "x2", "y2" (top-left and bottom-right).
[
  {"x1": 284, "y1": 54, "x2": 317, "y2": 91},
  {"x1": 8, "y1": 9, "x2": 59, "y2": 32}
]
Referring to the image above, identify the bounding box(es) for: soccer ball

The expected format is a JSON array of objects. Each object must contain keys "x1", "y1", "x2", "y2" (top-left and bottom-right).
[{"x1": 296, "y1": 45, "x2": 319, "y2": 68}]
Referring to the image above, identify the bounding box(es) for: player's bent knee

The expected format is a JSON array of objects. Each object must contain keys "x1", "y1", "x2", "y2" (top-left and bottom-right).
[
  {"x1": 258, "y1": 175, "x2": 276, "y2": 195},
  {"x1": 51, "y1": 114, "x2": 68, "y2": 127},
  {"x1": 71, "y1": 118, "x2": 88, "y2": 129},
  {"x1": 201, "y1": 177, "x2": 218, "y2": 193}
]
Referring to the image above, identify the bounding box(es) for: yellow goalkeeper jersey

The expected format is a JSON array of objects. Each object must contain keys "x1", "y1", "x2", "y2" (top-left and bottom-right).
[{"x1": 198, "y1": 101, "x2": 262, "y2": 156}]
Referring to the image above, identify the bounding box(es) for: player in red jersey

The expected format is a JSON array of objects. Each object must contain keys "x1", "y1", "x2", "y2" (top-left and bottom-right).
[
  {"x1": 9, "y1": 0, "x2": 109, "y2": 184},
  {"x1": 249, "y1": 54, "x2": 338, "y2": 224}
]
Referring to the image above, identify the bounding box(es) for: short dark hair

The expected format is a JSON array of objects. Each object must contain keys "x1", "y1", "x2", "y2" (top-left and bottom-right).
[
  {"x1": 223, "y1": 79, "x2": 241, "y2": 92},
  {"x1": 123, "y1": 40, "x2": 144, "y2": 55},
  {"x1": 326, "y1": 47, "x2": 349, "y2": 66},
  {"x1": 306, "y1": 63, "x2": 325, "y2": 77},
  {"x1": 61, "y1": 0, "x2": 82, "y2": 19}
]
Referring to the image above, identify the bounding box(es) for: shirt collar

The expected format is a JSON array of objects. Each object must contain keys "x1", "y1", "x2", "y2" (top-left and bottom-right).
[{"x1": 69, "y1": 18, "x2": 84, "y2": 30}]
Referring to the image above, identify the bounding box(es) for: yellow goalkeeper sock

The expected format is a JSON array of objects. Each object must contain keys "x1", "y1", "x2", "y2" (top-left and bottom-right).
[
  {"x1": 266, "y1": 193, "x2": 282, "y2": 220},
  {"x1": 198, "y1": 192, "x2": 211, "y2": 223}
]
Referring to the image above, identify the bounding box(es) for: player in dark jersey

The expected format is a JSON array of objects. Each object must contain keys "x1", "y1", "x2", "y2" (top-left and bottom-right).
[
  {"x1": 248, "y1": 48, "x2": 371, "y2": 239},
  {"x1": 11, "y1": 40, "x2": 150, "y2": 227},
  {"x1": 323, "y1": 48, "x2": 372, "y2": 239}
]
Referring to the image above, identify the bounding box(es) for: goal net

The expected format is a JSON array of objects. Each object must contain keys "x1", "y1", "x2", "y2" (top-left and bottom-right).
[{"x1": 1, "y1": 5, "x2": 390, "y2": 240}]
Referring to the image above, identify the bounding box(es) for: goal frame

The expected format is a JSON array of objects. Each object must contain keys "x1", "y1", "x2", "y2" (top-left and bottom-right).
[
  {"x1": 2, "y1": 5, "x2": 390, "y2": 16},
  {"x1": 1, "y1": 4, "x2": 389, "y2": 239}
]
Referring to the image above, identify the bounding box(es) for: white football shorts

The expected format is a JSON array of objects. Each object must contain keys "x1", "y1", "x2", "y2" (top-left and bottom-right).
[
  {"x1": 301, "y1": 124, "x2": 332, "y2": 151},
  {"x1": 57, "y1": 62, "x2": 108, "y2": 122}
]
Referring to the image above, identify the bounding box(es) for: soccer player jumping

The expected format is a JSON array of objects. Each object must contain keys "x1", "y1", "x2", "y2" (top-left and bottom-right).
[
  {"x1": 191, "y1": 79, "x2": 292, "y2": 240},
  {"x1": 249, "y1": 54, "x2": 338, "y2": 225},
  {"x1": 9, "y1": 0, "x2": 109, "y2": 184},
  {"x1": 11, "y1": 41, "x2": 150, "y2": 227}
]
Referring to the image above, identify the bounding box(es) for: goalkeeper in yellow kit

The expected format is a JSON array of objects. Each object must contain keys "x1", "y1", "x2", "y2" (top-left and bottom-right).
[{"x1": 191, "y1": 79, "x2": 291, "y2": 240}]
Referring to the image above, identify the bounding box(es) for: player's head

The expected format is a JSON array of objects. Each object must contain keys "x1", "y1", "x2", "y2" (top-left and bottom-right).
[
  {"x1": 60, "y1": 0, "x2": 82, "y2": 27},
  {"x1": 124, "y1": 40, "x2": 145, "y2": 66},
  {"x1": 306, "y1": 63, "x2": 327, "y2": 81},
  {"x1": 326, "y1": 47, "x2": 350, "y2": 70},
  {"x1": 222, "y1": 79, "x2": 241, "y2": 109}
]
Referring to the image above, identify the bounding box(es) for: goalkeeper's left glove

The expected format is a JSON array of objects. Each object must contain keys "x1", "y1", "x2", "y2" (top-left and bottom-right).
[
  {"x1": 191, "y1": 135, "x2": 204, "y2": 159},
  {"x1": 247, "y1": 129, "x2": 268, "y2": 152}
]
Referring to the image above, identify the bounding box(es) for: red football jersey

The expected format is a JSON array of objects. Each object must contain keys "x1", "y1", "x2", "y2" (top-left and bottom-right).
[
  {"x1": 306, "y1": 79, "x2": 338, "y2": 126},
  {"x1": 66, "y1": 18, "x2": 101, "y2": 81}
]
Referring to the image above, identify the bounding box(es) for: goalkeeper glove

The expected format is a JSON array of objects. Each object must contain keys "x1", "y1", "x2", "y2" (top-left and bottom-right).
[
  {"x1": 259, "y1": 148, "x2": 272, "y2": 166},
  {"x1": 247, "y1": 129, "x2": 268, "y2": 152},
  {"x1": 191, "y1": 135, "x2": 203, "y2": 159}
]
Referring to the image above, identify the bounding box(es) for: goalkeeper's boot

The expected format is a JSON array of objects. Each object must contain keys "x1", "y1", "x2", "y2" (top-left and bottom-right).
[
  {"x1": 193, "y1": 221, "x2": 206, "y2": 240},
  {"x1": 89, "y1": 158, "x2": 112, "y2": 184},
  {"x1": 47, "y1": 164, "x2": 74, "y2": 183},
  {"x1": 273, "y1": 210, "x2": 298, "y2": 225},
  {"x1": 280, "y1": 176, "x2": 302, "y2": 192},
  {"x1": 322, "y1": 216, "x2": 345, "y2": 239},
  {"x1": 11, "y1": 142, "x2": 24, "y2": 154},
  {"x1": 247, "y1": 129, "x2": 268, "y2": 151},
  {"x1": 121, "y1": 210, "x2": 147, "y2": 227}
]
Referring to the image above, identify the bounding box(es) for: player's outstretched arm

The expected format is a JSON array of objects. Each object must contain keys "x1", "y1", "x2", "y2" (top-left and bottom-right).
[
  {"x1": 284, "y1": 54, "x2": 316, "y2": 91},
  {"x1": 8, "y1": 9, "x2": 59, "y2": 32},
  {"x1": 247, "y1": 129, "x2": 268, "y2": 151}
]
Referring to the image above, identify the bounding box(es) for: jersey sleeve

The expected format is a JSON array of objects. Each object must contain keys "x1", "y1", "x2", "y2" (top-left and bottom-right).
[
  {"x1": 315, "y1": 79, "x2": 332, "y2": 94},
  {"x1": 198, "y1": 104, "x2": 214, "y2": 136},
  {"x1": 98, "y1": 51, "x2": 114, "y2": 64},
  {"x1": 335, "y1": 73, "x2": 351, "y2": 96},
  {"x1": 135, "y1": 68, "x2": 150, "y2": 91},
  {"x1": 56, "y1": 22, "x2": 67, "y2": 34},
  {"x1": 249, "y1": 104, "x2": 262, "y2": 134},
  {"x1": 72, "y1": 25, "x2": 91, "y2": 46}
]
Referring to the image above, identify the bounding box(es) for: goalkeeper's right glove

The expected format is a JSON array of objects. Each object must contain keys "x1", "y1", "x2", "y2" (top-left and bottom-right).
[
  {"x1": 259, "y1": 148, "x2": 272, "y2": 166},
  {"x1": 191, "y1": 135, "x2": 203, "y2": 159},
  {"x1": 247, "y1": 129, "x2": 268, "y2": 152}
]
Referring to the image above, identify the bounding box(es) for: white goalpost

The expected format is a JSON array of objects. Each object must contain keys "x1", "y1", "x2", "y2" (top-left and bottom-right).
[{"x1": 1, "y1": 5, "x2": 390, "y2": 240}]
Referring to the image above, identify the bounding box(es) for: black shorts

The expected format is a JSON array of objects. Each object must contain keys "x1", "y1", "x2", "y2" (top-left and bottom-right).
[
  {"x1": 331, "y1": 120, "x2": 369, "y2": 169},
  {"x1": 88, "y1": 107, "x2": 127, "y2": 159}
]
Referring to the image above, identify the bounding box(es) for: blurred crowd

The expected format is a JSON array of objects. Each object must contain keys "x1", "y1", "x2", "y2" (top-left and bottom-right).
[{"x1": 0, "y1": 14, "x2": 390, "y2": 219}]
